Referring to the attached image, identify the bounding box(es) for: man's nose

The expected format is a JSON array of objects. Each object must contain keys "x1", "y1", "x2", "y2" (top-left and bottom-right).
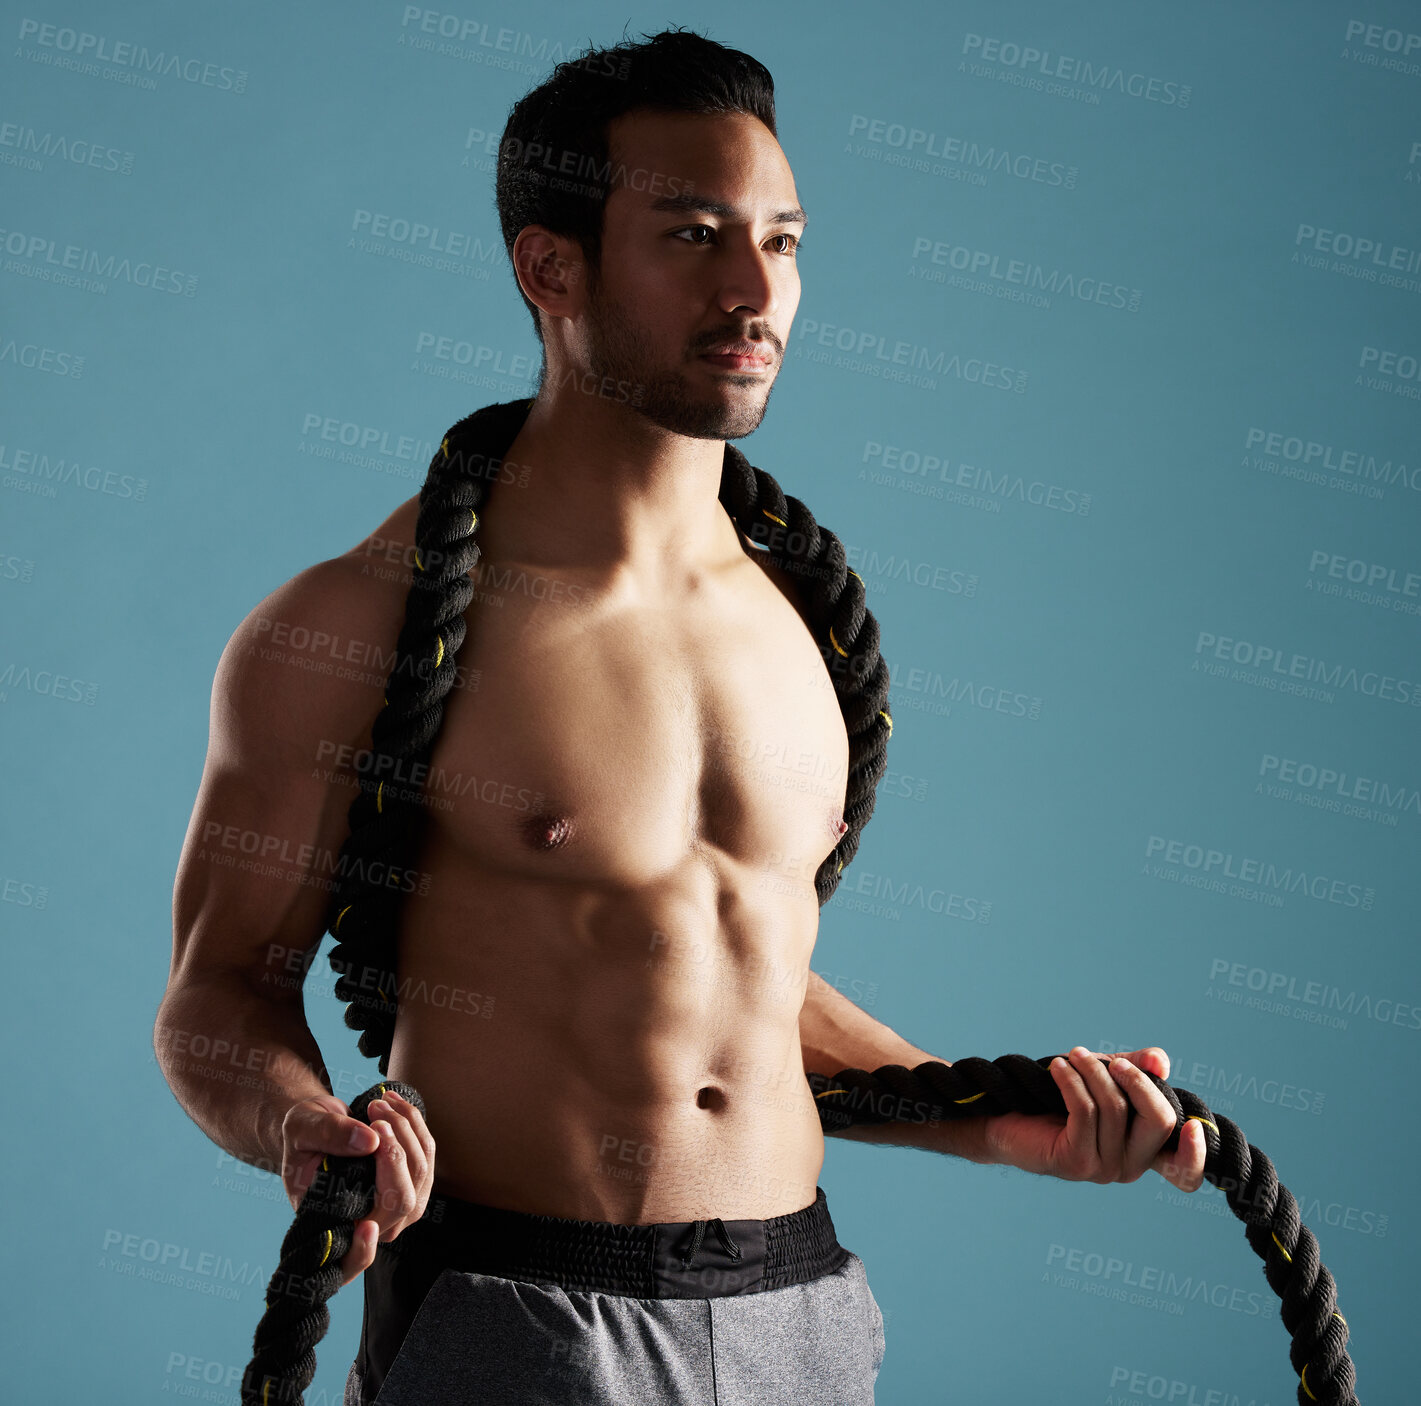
[{"x1": 715, "y1": 242, "x2": 779, "y2": 320}]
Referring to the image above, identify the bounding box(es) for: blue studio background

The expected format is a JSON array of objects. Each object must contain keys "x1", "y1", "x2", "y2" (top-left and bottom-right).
[{"x1": 3, "y1": 1, "x2": 1417, "y2": 1402}]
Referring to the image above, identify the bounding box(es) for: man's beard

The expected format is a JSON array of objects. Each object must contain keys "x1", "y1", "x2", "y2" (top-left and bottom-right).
[{"x1": 581, "y1": 280, "x2": 776, "y2": 441}]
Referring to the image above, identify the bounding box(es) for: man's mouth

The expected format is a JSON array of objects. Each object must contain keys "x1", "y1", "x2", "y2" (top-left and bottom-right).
[{"x1": 700, "y1": 341, "x2": 774, "y2": 371}]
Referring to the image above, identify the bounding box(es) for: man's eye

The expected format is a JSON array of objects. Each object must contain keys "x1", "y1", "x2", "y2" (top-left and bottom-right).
[{"x1": 670, "y1": 227, "x2": 801, "y2": 254}]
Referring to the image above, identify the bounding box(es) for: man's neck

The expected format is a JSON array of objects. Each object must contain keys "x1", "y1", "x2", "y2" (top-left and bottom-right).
[{"x1": 478, "y1": 381, "x2": 747, "y2": 592}]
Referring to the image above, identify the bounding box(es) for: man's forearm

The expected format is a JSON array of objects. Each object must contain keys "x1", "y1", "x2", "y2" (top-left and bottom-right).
[
  {"x1": 799, "y1": 969, "x2": 993, "y2": 1164},
  {"x1": 152, "y1": 976, "x2": 335, "y2": 1175}
]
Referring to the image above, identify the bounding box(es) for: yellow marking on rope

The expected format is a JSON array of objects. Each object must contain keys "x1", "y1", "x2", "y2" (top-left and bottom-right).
[
  {"x1": 376, "y1": 781, "x2": 384, "y2": 814},
  {"x1": 263, "y1": 1382, "x2": 270, "y2": 1406},
  {"x1": 836, "y1": 860, "x2": 843, "y2": 873},
  {"x1": 1300, "y1": 1364, "x2": 1316, "y2": 1401},
  {"x1": 1186, "y1": 1115, "x2": 1218, "y2": 1133},
  {"x1": 378, "y1": 986, "x2": 390, "y2": 1002},
  {"x1": 848, "y1": 569, "x2": 862, "y2": 583},
  {"x1": 953, "y1": 1091, "x2": 986, "y2": 1105},
  {"x1": 1270, "y1": 1232, "x2": 1293, "y2": 1264},
  {"x1": 470, "y1": 509, "x2": 479, "y2": 531},
  {"x1": 414, "y1": 548, "x2": 423, "y2": 572},
  {"x1": 321, "y1": 1156, "x2": 329, "y2": 1172},
  {"x1": 334, "y1": 904, "x2": 352, "y2": 932},
  {"x1": 441, "y1": 437, "x2": 450, "y2": 458},
  {"x1": 377, "y1": 1084, "x2": 387, "y2": 1098},
  {"x1": 1333, "y1": 1310, "x2": 1347, "y2": 1327},
  {"x1": 828, "y1": 626, "x2": 848, "y2": 658},
  {"x1": 762, "y1": 508, "x2": 786, "y2": 527},
  {"x1": 814, "y1": 1087, "x2": 847, "y2": 1099},
  {"x1": 879, "y1": 710, "x2": 893, "y2": 736},
  {"x1": 434, "y1": 633, "x2": 444, "y2": 667},
  {"x1": 317, "y1": 1229, "x2": 333, "y2": 1267}
]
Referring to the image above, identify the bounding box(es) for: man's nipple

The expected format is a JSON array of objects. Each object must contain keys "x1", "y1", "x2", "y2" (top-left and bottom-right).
[{"x1": 522, "y1": 811, "x2": 574, "y2": 851}]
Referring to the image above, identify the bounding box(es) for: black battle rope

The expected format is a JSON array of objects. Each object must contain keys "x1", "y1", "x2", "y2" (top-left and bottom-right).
[
  {"x1": 242, "y1": 1061, "x2": 1359, "y2": 1406},
  {"x1": 808, "y1": 1056, "x2": 1359, "y2": 1406},
  {"x1": 240, "y1": 1081, "x2": 426, "y2": 1406}
]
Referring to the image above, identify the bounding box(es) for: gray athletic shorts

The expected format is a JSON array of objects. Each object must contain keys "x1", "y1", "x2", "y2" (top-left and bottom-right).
[{"x1": 343, "y1": 1184, "x2": 886, "y2": 1404}]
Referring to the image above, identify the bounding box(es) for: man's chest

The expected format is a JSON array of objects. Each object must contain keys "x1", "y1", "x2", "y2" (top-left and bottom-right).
[{"x1": 418, "y1": 561, "x2": 850, "y2": 892}]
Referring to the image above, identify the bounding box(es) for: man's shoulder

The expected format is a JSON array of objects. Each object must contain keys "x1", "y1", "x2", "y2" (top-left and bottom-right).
[
  {"x1": 266, "y1": 492, "x2": 421, "y2": 627},
  {"x1": 327, "y1": 491, "x2": 423, "y2": 596},
  {"x1": 216, "y1": 495, "x2": 423, "y2": 707}
]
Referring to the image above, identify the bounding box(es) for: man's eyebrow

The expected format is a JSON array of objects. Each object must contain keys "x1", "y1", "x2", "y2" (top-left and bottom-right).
[{"x1": 646, "y1": 192, "x2": 808, "y2": 228}]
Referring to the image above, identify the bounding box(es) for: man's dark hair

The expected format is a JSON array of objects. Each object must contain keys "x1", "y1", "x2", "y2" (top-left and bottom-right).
[
  {"x1": 495, "y1": 26, "x2": 778, "y2": 341},
  {"x1": 321, "y1": 32, "x2": 892, "y2": 1075}
]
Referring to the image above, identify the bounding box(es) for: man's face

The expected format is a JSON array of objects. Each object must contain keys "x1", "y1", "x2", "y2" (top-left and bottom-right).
[{"x1": 575, "y1": 109, "x2": 805, "y2": 440}]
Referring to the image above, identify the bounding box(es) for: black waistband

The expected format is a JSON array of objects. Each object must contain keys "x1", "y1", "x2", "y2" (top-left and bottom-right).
[{"x1": 391, "y1": 1184, "x2": 849, "y2": 1298}]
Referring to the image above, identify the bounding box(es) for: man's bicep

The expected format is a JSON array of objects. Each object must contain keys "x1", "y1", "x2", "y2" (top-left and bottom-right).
[
  {"x1": 169, "y1": 565, "x2": 391, "y2": 1003},
  {"x1": 171, "y1": 761, "x2": 355, "y2": 1006}
]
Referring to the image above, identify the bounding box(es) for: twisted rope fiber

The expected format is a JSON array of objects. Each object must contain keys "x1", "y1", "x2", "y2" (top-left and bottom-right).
[
  {"x1": 240, "y1": 1082, "x2": 426, "y2": 1406},
  {"x1": 808, "y1": 1055, "x2": 1359, "y2": 1406},
  {"x1": 321, "y1": 396, "x2": 893, "y2": 1075}
]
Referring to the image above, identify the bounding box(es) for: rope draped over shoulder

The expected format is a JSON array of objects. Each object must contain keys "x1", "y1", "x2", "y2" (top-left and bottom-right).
[
  {"x1": 242, "y1": 1061, "x2": 1362, "y2": 1405},
  {"x1": 320, "y1": 396, "x2": 893, "y2": 1074}
]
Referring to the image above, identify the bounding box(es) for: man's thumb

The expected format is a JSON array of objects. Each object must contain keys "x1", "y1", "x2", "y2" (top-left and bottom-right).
[
  {"x1": 287, "y1": 1099, "x2": 376, "y2": 1157},
  {"x1": 346, "y1": 1119, "x2": 379, "y2": 1152}
]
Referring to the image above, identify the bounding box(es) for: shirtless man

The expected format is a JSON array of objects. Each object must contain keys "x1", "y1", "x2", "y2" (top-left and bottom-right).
[{"x1": 154, "y1": 29, "x2": 1206, "y2": 1405}]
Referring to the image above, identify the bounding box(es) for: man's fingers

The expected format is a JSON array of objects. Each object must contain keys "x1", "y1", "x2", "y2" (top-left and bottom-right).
[
  {"x1": 1154, "y1": 1118, "x2": 1207, "y2": 1192},
  {"x1": 283, "y1": 1101, "x2": 380, "y2": 1211},
  {"x1": 365, "y1": 1116, "x2": 424, "y2": 1243},
  {"x1": 371, "y1": 1099, "x2": 429, "y2": 1190},
  {"x1": 1119, "y1": 1047, "x2": 1170, "y2": 1081},
  {"x1": 283, "y1": 1103, "x2": 378, "y2": 1194},
  {"x1": 369, "y1": 1094, "x2": 437, "y2": 1223},
  {"x1": 281, "y1": 1093, "x2": 436, "y2": 1270},
  {"x1": 1106, "y1": 1057, "x2": 1180, "y2": 1182},
  {"x1": 378, "y1": 1095, "x2": 435, "y2": 1220},
  {"x1": 1048, "y1": 1053, "x2": 1096, "y2": 1178},
  {"x1": 1041, "y1": 1045, "x2": 1197, "y2": 1188},
  {"x1": 1071, "y1": 1048, "x2": 1129, "y2": 1182},
  {"x1": 383, "y1": 1090, "x2": 435, "y2": 1161},
  {"x1": 286, "y1": 1100, "x2": 379, "y2": 1157}
]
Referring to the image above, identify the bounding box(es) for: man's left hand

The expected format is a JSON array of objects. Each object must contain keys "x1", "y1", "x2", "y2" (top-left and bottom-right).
[{"x1": 978, "y1": 1045, "x2": 1207, "y2": 1192}]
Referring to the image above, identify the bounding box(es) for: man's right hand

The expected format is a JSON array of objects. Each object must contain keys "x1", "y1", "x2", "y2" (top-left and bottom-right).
[{"x1": 280, "y1": 1089, "x2": 437, "y2": 1287}]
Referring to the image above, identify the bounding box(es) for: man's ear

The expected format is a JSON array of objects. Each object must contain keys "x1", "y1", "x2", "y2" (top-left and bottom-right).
[{"x1": 512, "y1": 228, "x2": 588, "y2": 324}]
